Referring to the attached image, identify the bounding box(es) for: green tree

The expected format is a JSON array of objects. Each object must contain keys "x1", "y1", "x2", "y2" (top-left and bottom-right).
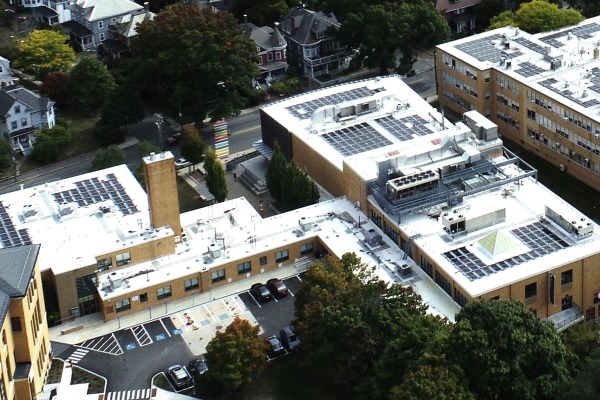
[
  {"x1": 180, "y1": 124, "x2": 205, "y2": 167},
  {"x1": 556, "y1": 346, "x2": 600, "y2": 400},
  {"x1": 266, "y1": 143, "x2": 287, "y2": 201},
  {"x1": 0, "y1": 141, "x2": 13, "y2": 170},
  {"x1": 563, "y1": 320, "x2": 600, "y2": 359},
  {"x1": 41, "y1": 72, "x2": 68, "y2": 108},
  {"x1": 388, "y1": 355, "x2": 475, "y2": 400},
  {"x1": 15, "y1": 30, "x2": 75, "y2": 78},
  {"x1": 65, "y1": 56, "x2": 115, "y2": 113},
  {"x1": 338, "y1": 0, "x2": 451, "y2": 75},
  {"x1": 232, "y1": 0, "x2": 288, "y2": 26},
  {"x1": 294, "y1": 253, "x2": 428, "y2": 394},
  {"x1": 90, "y1": 145, "x2": 125, "y2": 171},
  {"x1": 204, "y1": 148, "x2": 228, "y2": 202},
  {"x1": 475, "y1": 0, "x2": 506, "y2": 32},
  {"x1": 204, "y1": 317, "x2": 268, "y2": 389},
  {"x1": 31, "y1": 125, "x2": 72, "y2": 164},
  {"x1": 131, "y1": 4, "x2": 259, "y2": 122},
  {"x1": 99, "y1": 85, "x2": 145, "y2": 131},
  {"x1": 94, "y1": 122, "x2": 125, "y2": 147},
  {"x1": 565, "y1": 0, "x2": 600, "y2": 18},
  {"x1": 446, "y1": 299, "x2": 577, "y2": 400},
  {"x1": 489, "y1": 0, "x2": 584, "y2": 33}
]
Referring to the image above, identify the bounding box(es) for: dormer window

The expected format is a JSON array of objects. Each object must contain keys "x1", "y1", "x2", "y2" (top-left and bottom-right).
[
  {"x1": 316, "y1": 31, "x2": 325, "y2": 39},
  {"x1": 14, "y1": 105, "x2": 20, "y2": 113},
  {"x1": 256, "y1": 46, "x2": 261, "y2": 52}
]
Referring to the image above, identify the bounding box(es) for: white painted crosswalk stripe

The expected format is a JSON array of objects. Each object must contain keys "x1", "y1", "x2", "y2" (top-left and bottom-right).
[
  {"x1": 106, "y1": 388, "x2": 152, "y2": 400},
  {"x1": 65, "y1": 348, "x2": 89, "y2": 365}
]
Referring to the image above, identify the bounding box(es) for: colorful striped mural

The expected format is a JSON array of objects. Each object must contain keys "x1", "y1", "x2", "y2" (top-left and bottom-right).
[{"x1": 213, "y1": 120, "x2": 229, "y2": 160}]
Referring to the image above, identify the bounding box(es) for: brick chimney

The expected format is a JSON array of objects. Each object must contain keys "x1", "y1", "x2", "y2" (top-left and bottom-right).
[
  {"x1": 144, "y1": 1, "x2": 149, "y2": 12},
  {"x1": 243, "y1": 14, "x2": 247, "y2": 23}
]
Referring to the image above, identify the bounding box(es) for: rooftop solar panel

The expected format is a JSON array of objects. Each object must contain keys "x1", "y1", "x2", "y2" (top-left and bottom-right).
[
  {"x1": 322, "y1": 122, "x2": 392, "y2": 156},
  {"x1": 514, "y1": 61, "x2": 545, "y2": 77},
  {"x1": 285, "y1": 86, "x2": 379, "y2": 119}
]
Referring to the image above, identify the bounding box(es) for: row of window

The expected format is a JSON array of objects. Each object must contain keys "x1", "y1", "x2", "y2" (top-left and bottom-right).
[
  {"x1": 9, "y1": 118, "x2": 28, "y2": 130},
  {"x1": 96, "y1": 252, "x2": 131, "y2": 272},
  {"x1": 525, "y1": 269, "x2": 573, "y2": 299},
  {"x1": 116, "y1": 277, "x2": 200, "y2": 312},
  {"x1": 258, "y1": 50, "x2": 286, "y2": 65}
]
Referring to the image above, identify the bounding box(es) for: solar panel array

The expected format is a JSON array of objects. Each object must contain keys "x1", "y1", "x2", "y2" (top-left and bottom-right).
[
  {"x1": 322, "y1": 122, "x2": 392, "y2": 157},
  {"x1": 513, "y1": 37, "x2": 546, "y2": 54},
  {"x1": 540, "y1": 22, "x2": 600, "y2": 46},
  {"x1": 454, "y1": 34, "x2": 523, "y2": 63},
  {"x1": 0, "y1": 202, "x2": 32, "y2": 248},
  {"x1": 52, "y1": 173, "x2": 139, "y2": 216},
  {"x1": 375, "y1": 115, "x2": 433, "y2": 142},
  {"x1": 285, "y1": 87, "x2": 378, "y2": 120},
  {"x1": 514, "y1": 61, "x2": 546, "y2": 78},
  {"x1": 443, "y1": 222, "x2": 570, "y2": 281},
  {"x1": 539, "y1": 78, "x2": 600, "y2": 108},
  {"x1": 587, "y1": 67, "x2": 600, "y2": 94}
]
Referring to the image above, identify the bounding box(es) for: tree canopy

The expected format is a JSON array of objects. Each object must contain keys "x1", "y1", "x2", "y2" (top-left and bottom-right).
[
  {"x1": 131, "y1": 4, "x2": 259, "y2": 122},
  {"x1": 99, "y1": 85, "x2": 145, "y2": 130},
  {"x1": 15, "y1": 30, "x2": 76, "y2": 78},
  {"x1": 336, "y1": 0, "x2": 450, "y2": 74},
  {"x1": 31, "y1": 125, "x2": 72, "y2": 164},
  {"x1": 231, "y1": 0, "x2": 289, "y2": 26},
  {"x1": 91, "y1": 145, "x2": 125, "y2": 171},
  {"x1": 65, "y1": 56, "x2": 115, "y2": 113},
  {"x1": 565, "y1": 0, "x2": 600, "y2": 18},
  {"x1": 446, "y1": 299, "x2": 577, "y2": 400},
  {"x1": 488, "y1": 0, "x2": 585, "y2": 33},
  {"x1": 180, "y1": 124, "x2": 205, "y2": 167},
  {"x1": 204, "y1": 317, "x2": 267, "y2": 389},
  {"x1": 204, "y1": 147, "x2": 227, "y2": 202}
]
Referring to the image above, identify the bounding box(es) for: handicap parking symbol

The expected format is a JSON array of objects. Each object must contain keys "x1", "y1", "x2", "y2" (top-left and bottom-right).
[
  {"x1": 156, "y1": 333, "x2": 166, "y2": 341},
  {"x1": 172, "y1": 329, "x2": 183, "y2": 335},
  {"x1": 126, "y1": 343, "x2": 137, "y2": 350}
]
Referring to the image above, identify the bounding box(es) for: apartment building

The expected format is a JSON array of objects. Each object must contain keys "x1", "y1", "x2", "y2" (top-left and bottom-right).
[
  {"x1": 436, "y1": 16, "x2": 600, "y2": 193},
  {"x1": 0, "y1": 245, "x2": 51, "y2": 400},
  {"x1": 258, "y1": 75, "x2": 600, "y2": 329}
]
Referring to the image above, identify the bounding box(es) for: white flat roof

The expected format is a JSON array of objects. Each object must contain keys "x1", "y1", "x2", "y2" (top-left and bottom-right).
[
  {"x1": 398, "y1": 161, "x2": 600, "y2": 297},
  {"x1": 261, "y1": 76, "x2": 474, "y2": 181},
  {"x1": 437, "y1": 16, "x2": 600, "y2": 122},
  {"x1": 98, "y1": 196, "x2": 460, "y2": 320},
  {"x1": 0, "y1": 163, "x2": 165, "y2": 275}
]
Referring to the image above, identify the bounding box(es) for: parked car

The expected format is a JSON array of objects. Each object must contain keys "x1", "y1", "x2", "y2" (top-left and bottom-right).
[
  {"x1": 166, "y1": 132, "x2": 182, "y2": 145},
  {"x1": 267, "y1": 335, "x2": 285, "y2": 357},
  {"x1": 266, "y1": 278, "x2": 288, "y2": 298},
  {"x1": 174, "y1": 158, "x2": 191, "y2": 169},
  {"x1": 250, "y1": 282, "x2": 272, "y2": 302},
  {"x1": 280, "y1": 326, "x2": 300, "y2": 351},
  {"x1": 167, "y1": 365, "x2": 193, "y2": 390},
  {"x1": 188, "y1": 357, "x2": 208, "y2": 375}
]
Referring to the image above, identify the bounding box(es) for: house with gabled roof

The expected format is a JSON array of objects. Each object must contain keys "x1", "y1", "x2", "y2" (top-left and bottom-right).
[
  {"x1": 62, "y1": 0, "x2": 146, "y2": 50},
  {"x1": 242, "y1": 19, "x2": 288, "y2": 84},
  {"x1": 435, "y1": 0, "x2": 479, "y2": 36},
  {"x1": 100, "y1": 3, "x2": 155, "y2": 59},
  {"x1": 0, "y1": 57, "x2": 18, "y2": 88},
  {"x1": 0, "y1": 87, "x2": 55, "y2": 156},
  {"x1": 278, "y1": 7, "x2": 350, "y2": 78}
]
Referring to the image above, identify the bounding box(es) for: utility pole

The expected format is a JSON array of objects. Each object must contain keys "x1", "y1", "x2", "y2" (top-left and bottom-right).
[{"x1": 154, "y1": 113, "x2": 164, "y2": 147}]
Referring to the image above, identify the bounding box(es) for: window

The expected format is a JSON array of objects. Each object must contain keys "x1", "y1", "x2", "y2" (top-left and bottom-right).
[
  {"x1": 237, "y1": 261, "x2": 251, "y2": 275},
  {"x1": 275, "y1": 51, "x2": 282, "y2": 60},
  {"x1": 300, "y1": 242, "x2": 313, "y2": 255},
  {"x1": 10, "y1": 121, "x2": 17, "y2": 130},
  {"x1": 260, "y1": 256, "x2": 267, "y2": 266},
  {"x1": 20, "y1": 118, "x2": 27, "y2": 127},
  {"x1": 111, "y1": 17, "x2": 116, "y2": 23},
  {"x1": 139, "y1": 293, "x2": 148, "y2": 302},
  {"x1": 116, "y1": 298, "x2": 130, "y2": 312},
  {"x1": 211, "y1": 269, "x2": 225, "y2": 283},
  {"x1": 99, "y1": 33, "x2": 105, "y2": 41},
  {"x1": 267, "y1": 52, "x2": 273, "y2": 62},
  {"x1": 184, "y1": 277, "x2": 199, "y2": 291},
  {"x1": 157, "y1": 285, "x2": 172, "y2": 300},
  {"x1": 96, "y1": 257, "x2": 112, "y2": 272},
  {"x1": 11, "y1": 317, "x2": 21, "y2": 332},
  {"x1": 525, "y1": 282, "x2": 537, "y2": 299},
  {"x1": 116, "y1": 252, "x2": 131, "y2": 266},
  {"x1": 14, "y1": 105, "x2": 20, "y2": 113},
  {"x1": 98, "y1": 21, "x2": 103, "y2": 29},
  {"x1": 275, "y1": 249, "x2": 289, "y2": 263},
  {"x1": 561, "y1": 269, "x2": 573, "y2": 286}
]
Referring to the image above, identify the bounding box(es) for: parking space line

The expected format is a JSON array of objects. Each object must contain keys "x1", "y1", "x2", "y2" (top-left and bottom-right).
[
  {"x1": 160, "y1": 319, "x2": 172, "y2": 337},
  {"x1": 131, "y1": 324, "x2": 153, "y2": 346},
  {"x1": 295, "y1": 274, "x2": 302, "y2": 282},
  {"x1": 181, "y1": 311, "x2": 199, "y2": 331},
  {"x1": 111, "y1": 333, "x2": 124, "y2": 355},
  {"x1": 221, "y1": 298, "x2": 236, "y2": 317},
  {"x1": 230, "y1": 296, "x2": 245, "y2": 315},
  {"x1": 203, "y1": 304, "x2": 217, "y2": 321},
  {"x1": 288, "y1": 288, "x2": 295, "y2": 297},
  {"x1": 249, "y1": 292, "x2": 262, "y2": 307}
]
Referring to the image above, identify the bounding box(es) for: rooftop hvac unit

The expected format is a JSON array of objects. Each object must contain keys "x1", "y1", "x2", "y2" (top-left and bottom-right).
[{"x1": 209, "y1": 243, "x2": 221, "y2": 258}]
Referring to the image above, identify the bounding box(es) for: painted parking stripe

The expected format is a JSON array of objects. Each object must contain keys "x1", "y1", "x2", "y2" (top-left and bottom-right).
[
  {"x1": 131, "y1": 324, "x2": 152, "y2": 346},
  {"x1": 66, "y1": 348, "x2": 88, "y2": 365},
  {"x1": 159, "y1": 318, "x2": 172, "y2": 337},
  {"x1": 203, "y1": 304, "x2": 217, "y2": 321},
  {"x1": 288, "y1": 288, "x2": 295, "y2": 297}
]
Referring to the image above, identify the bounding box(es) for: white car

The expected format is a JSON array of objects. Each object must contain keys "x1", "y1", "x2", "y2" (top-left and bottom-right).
[{"x1": 174, "y1": 158, "x2": 191, "y2": 169}]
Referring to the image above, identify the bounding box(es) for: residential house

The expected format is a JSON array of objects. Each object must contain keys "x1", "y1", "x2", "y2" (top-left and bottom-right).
[
  {"x1": 0, "y1": 245, "x2": 51, "y2": 400},
  {"x1": 100, "y1": 2, "x2": 155, "y2": 59},
  {"x1": 242, "y1": 19, "x2": 288, "y2": 84},
  {"x1": 0, "y1": 57, "x2": 18, "y2": 88},
  {"x1": 435, "y1": 0, "x2": 478, "y2": 36},
  {"x1": 13, "y1": 0, "x2": 71, "y2": 25},
  {"x1": 0, "y1": 86, "x2": 55, "y2": 155},
  {"x1": 278, "y1": 7, "x2": 348, "y2": 78},
  {"x1": 63, "y1": 0, "x2": 146, "y2": 51}
]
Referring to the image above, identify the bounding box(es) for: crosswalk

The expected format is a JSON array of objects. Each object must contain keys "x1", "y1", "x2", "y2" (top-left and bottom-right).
[
  {"x1": 65, "y1": 348, "x2": 89, "y2": 365},
  {"x1": 105, "y1": 388, "x2": 153, "y2": 400}
]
